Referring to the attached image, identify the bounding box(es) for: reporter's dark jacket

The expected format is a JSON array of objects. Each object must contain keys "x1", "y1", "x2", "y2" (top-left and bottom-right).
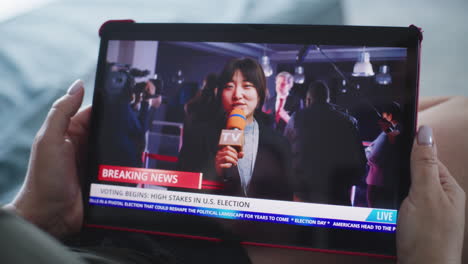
[{"x1": 177, "y1": 112, "x2": 294, "y2": 201}]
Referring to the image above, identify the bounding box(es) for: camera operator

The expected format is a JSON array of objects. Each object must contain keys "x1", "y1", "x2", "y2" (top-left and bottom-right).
[
  {"x1": 131, "y1": 79, "x2": 162, "y2": 110},
  {"x1": 97, "y1": 65, "x2": 163, "y2": 168},
  {"x1": 366, "y1": 102, "x2": 402, "y2": 208},
  {"x1": 133, "y1": 79, "x2": 164, "y2": 136}
]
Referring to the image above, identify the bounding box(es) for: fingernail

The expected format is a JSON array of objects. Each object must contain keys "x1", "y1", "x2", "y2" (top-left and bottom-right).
[
  {"x1": 417, "y1": 125, "x2": 433, "y2": 146},
  {"x1": 67, "y1": 79, "x2": 83, "y2": 95}
]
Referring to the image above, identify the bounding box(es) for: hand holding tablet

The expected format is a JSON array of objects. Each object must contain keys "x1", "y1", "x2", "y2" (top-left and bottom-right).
[
  {"x1": 3, "y1": 80, "x2": 89, "y2": 238},
  {"x1": 397, "y1": 126, "x2": 465, "y2": 264}
]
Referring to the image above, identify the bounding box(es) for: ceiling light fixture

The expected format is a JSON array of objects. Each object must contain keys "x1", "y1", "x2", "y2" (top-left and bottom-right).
[
  {"x1": 375, "y1": 65, "x2": 392, "y2": 85},
  {"x1": 352, "y1": 48, "x2": 374, "y2": 77}
]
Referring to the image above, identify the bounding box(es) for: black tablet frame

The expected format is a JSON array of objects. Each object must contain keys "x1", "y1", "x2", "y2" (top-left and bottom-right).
[{"x1": 83, "y1": 22, "x2": 421, "y2": 257}]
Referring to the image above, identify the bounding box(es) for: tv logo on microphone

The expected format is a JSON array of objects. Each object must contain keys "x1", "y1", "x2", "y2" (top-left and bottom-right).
[
  {"x1": 219, "y1": 130, "x2": 244, "y2": 151},
  {"x1": 219, "y1": 109, "x2": 246, "y2": 151}
]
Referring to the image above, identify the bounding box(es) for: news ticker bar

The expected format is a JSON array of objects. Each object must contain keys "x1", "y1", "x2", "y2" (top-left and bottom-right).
[
  {"x1": 90, "y1": 183, "x2": 397, "y2": 227},
  {"x1": 89, "y1": 197, "x2": 395, "y2": 233}
]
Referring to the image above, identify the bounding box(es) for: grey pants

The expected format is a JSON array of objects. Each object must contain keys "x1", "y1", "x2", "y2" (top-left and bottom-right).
[{"x1": 0, "y1": 209, "x2": 86, "y2": 264}]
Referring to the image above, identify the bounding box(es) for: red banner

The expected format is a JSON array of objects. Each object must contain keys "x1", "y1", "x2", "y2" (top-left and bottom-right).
[{"x1": 98, "y1": 165, "x2": 202, "y2": 189}]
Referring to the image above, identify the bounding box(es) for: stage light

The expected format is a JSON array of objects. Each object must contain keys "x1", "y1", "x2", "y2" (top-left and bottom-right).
[
  {"x1": 340, "y1": 79, "x2": 348, "y2": 94},
  {"x1": 352, "y1": 50, "x2": 374, "y2": 77},
  {"x1": 260, "y1": 55, "x2": 273, "y2": 77},
  {"x1": 294, "y1": 65, "x2": 305, "y2": 84},
  {"x1": 375, "y1": 65, "x2": 392, "y2": 85},
  {"x1": 176, "y1": 70, "x2": 184, "y2": 84}
]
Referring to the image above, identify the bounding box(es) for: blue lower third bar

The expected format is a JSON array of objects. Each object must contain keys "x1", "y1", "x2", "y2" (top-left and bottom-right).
[{"x1": 89, "y1": 197, "x2": 396, "y2": 233}]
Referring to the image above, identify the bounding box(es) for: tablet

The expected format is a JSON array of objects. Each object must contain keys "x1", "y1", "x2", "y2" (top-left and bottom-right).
[{"x1": 83, "y1": 21, "x2": 421, "y2": 257}]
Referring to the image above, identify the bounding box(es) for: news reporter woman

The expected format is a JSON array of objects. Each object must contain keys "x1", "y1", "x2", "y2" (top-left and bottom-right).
[{"x1": 177, "y1": 58, "x2": 293, "y2": 201}]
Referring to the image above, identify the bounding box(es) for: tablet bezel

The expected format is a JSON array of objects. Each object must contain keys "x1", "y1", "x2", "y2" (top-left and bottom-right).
[{"x1": 83, "y1": 22, "x2": 421, "y2": 257}]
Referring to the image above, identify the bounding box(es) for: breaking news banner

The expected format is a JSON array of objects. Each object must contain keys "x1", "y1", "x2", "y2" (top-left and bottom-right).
[
  {"x1": 98, "y1": 165, "x2": 202, "y2": 189},
  {"x1": 89, "y1": 183, "x2": 397, "y2": 233}
]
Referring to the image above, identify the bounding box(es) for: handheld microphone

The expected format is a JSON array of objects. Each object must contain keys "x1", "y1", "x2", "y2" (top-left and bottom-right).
[{"x1": 218, "y1": 109, "x2": 246, "y2": 152}]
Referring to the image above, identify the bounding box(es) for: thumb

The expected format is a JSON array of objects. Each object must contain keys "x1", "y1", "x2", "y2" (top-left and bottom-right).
[
  {"x1": 41, "y1": 80, "x2": 85, "y2": 141},
  {"x1": 410, "y1": 125, "x2": 440, "y2": 193}
]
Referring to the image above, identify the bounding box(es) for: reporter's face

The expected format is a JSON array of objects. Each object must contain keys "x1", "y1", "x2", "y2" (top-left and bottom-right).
[{"x1": 221, "y1": 70, "x2": 259, "y2": 123}]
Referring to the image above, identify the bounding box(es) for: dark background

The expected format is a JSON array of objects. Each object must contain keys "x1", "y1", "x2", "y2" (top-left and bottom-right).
[{"x1": 155, "y1": 41, "x2": 408, "y2": 142}]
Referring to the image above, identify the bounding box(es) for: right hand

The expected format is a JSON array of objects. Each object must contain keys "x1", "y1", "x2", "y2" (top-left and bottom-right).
[
  {"x1": 215, "y1": 146, "x2": 244, "y2": 177},
  {"x1": 397, "y1": 125, "x2": 465, "y2": 264}
]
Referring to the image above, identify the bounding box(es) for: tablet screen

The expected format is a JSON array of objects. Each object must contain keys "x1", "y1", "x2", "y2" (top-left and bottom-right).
[{"x1": 85, "y1": 24, "x2": 419, "y2": 257}]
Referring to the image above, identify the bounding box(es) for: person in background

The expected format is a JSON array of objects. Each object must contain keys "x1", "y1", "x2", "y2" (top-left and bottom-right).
[
  {"x1": 289, "y1": 81, "x2": 367, "y2": 206},
  {"x1": 98, "y1": 76, "x2": 162, "y2": 168},
  {"x1": 185, "y1": 73, "x2": 219, "y2": 124},
  {"x1": 263, "y1": 71, "x2": 303, "y2": 134},
  {"x1": 366, "y1": 101, "x2": 402, "y2": 208}
]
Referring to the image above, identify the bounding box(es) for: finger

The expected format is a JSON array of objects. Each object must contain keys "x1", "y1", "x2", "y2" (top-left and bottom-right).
[
  {"x1": 41, "y1": 80, "x2": 85, "y2": 141},
  {"x1": 219, "y1": 163, "x2": 233, "y2": 169},
  {"x1": 222, "y1": 155, "x2": 238, "y2": 166},
  {"x1": 68, "y1": 106, "x2": 92, "y2": 160},
  {"x1": 438, "y1": 160, "x2": 466, "y2": 204},
  {"x1": 71, "y1": 105, "x2": 92, "y2": 131},
  {"x1": 225, "y1": 146, "x2": 240, "y2": 160},
  {"x1": 216, "y1": 154, "x2": 237, "y2": 166},
  {"x1": 68, "y1": 106, "x2": 92, "y2": 138},
  {"x1": 226, "y1": 146, "x2": 239, "y2": 154},
  {"x1": 410, "y1": 125, "x2": 440, "y2": 193},
  {"x1": 238, "y1": 152, "x2": 245, "y2": 159},
  {"x1": 219, "y1": 149, "x2": 239, "y2": 162}
]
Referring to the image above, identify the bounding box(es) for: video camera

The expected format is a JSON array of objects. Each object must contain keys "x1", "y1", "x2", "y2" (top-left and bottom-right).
[
  {"x1": 104, "y1": 62, "x2": 164, "y2": 101},
  {"x1": 133, "y1": 79, "x2": 164, "y2": 100}
]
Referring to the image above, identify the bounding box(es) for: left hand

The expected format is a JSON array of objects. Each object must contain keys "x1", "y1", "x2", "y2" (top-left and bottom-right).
[
  {"x1": 4, "y1": 80, "x2": 91, "y2": 239},
  {"x1": 397, "y1": 126, "x2": 465, "y2": 264}
]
